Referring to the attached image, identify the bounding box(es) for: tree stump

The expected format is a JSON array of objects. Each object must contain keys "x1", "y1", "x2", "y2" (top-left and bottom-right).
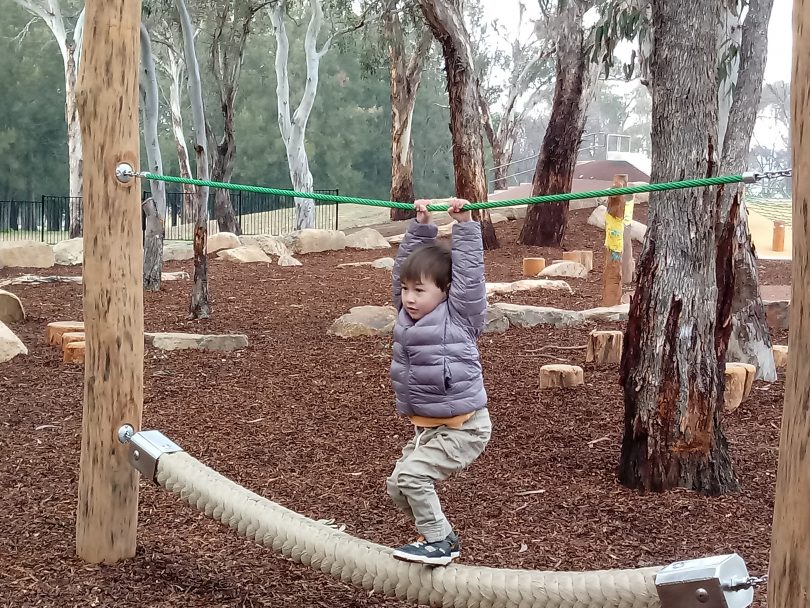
[
  {"x1": 522, "y1": 257, "x2": 546, "y2": 276},
  {"x1": 585, "y1": 330, "x2": 623, "y2": 365},
  {"x1": 539, "y1": 364, "x2": 584, "y2": 388},
  {"x1": 772, "y1": 345, "x2": 789, "y2": 369},
  {"x1": 562, "y1": 250, "x2": 593, "y2": 271},
  {"x1": 724, "y1": 363, "x2": 756, "y2": 413},
  {"x1": 47, "y1": 321, "x2": 85, "y2": 346},
  {"x1": 63, "y1": 341, "x2": 86, "y2": 364},
  {"x1": 62, "y1": 332, "x2": 86, "y2": 348}
]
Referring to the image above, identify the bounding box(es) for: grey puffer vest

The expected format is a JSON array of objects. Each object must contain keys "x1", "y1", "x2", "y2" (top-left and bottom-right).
[{"x1": 389, "y1": 220, "x2": 488, "y2": 418}]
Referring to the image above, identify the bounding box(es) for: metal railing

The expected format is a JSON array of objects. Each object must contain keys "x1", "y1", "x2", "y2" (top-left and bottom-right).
[{"x1": 0, "y1": 188, "x2": 339, "y2": 244}]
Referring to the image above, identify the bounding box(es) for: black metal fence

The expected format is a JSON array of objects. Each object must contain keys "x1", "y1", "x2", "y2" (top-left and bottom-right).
[{"x1": 0, "y1": 188, "x2": 339, "y2": 244}]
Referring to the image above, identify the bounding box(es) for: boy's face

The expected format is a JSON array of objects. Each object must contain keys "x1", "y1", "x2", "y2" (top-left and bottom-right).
[{"x1": 401, "y1": 276, "x2": 447, "y2": 320}]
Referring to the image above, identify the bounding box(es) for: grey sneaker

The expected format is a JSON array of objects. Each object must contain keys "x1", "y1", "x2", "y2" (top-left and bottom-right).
[{"x1": 391, "y1": 532, "x2": 460, "y2": 566}]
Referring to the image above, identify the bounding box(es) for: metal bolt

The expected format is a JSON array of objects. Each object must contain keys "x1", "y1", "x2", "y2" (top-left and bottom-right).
[
  {"x1": 118, "y1": 424, "x2": 135, "y2": 444},
  {"x1": 115, "y1": 163, "x2": 135, "y2": 183},
  {"x1": 133, "y1": 449, "x2": 140, "y2": 461},
  {"x1": 695, "y1": 588, "x2": 710, "y2": 603}
]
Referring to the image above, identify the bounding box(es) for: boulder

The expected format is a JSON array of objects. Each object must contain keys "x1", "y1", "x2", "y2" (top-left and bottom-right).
[
  {"x1": 0, "y1": 289, "x2": 25, "y2": 323},
  {"x1": 484, "y1": 305, "x2": 509, "y2": 334},
  {"x1": 278, "y1": 253, "x2": 303, "y2": 267},
  {"x1": 283, "y1": 229, "x2": 347, "y2": 254},
  {"x1": 207, "y1": 232, "x2": 241, "y2": 253},
  {"x1": 53, "y1": 237, "x2": 84, "y2": 266},
  {"x1": 539, "y1": 261, "x2": 589, "y2": 279},
  {"x1": 239, "y1": 235, "x2": 292, "y2": 258},
  {"x1": 145, "y1": 332, "x2": 249, "y2": 352},
  {"x1": 345, "y1": 228, "x2": 390, "y2": 250},
  {"x1": 217, "y1": 246, "x2": 271, "y2": 264},
  {"x1": 582, "y1": 304, "x2": 630, "y2": 323},
  {"x1": 764, "y1": 300, "x2": 790, "y2": 330},
  {"x1": 587, "y1": 205, "x2": 647, "y2": 243},
  {"x1": 493, "y1": 303, "x2": 586, "y2": 328},
  {"x1": 162, "y1": 271, "x2": 189, "y2": 281},
  {"x1": 338, "y1": 257, "x2": 395, "y2": 270},
  {"x1": 163, "y1": 241, "x2": 194, "y2": 261},
  {"x1": 486, "y1": 279, "x2": 572, "y2": 296},
  {"x1": 489, "y1": 212, "x2": 508, "y2": 224},
  {"x1": 0, "y1": 241, "x2": 55, "y2": 269},
  {"x1": 329, "y1": 305, "x2": 397, "y2": 338},
  {"x1": 0, "y1": 321, "x2": 27, "y2": 363}
]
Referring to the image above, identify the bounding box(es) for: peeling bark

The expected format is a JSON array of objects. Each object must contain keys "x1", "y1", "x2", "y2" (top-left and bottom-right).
[
  {"x1": 619, "y1": 0, "x2": 738, "y2": 495},
  {"x1": 418, "y1": 0, "x2": 497, "y2": 249}
]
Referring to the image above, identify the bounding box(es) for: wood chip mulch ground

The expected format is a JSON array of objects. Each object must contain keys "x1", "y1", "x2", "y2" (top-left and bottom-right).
[{"x1": 0, "y1": 207, "x2": 788, "y2": 607}]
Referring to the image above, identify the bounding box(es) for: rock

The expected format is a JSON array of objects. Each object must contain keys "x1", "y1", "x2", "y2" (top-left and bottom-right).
[
  {"x1": 338, "y1": 257, "x2": 395, "y2": 270},
  {"x1": 145, "y1": 332, "x2": 249, "y2": 352},
  {"x1": 217, "y1": 246, "x2": 271, "y2": 264},
  {"x1": 0, "y1": 289, "x2": 25, "y2": 323},
  {"x1": 163, "y1": 241, "x2": 194, "y2": 261},
  {"x1": 328, "y1": 305, "x2": 397, "y2": 337},
  {"x1": 240, "y1": 235, "x2": 292, "y2": 258},
  {"x1": 493, "y1": 303, "x2": 586, "y2": 328},
  {"x1": 278, "y1": 253, "x2": 302, "y2": 267},
  {"x1": 500, "y1": 206, "x2": 527, "y2": 220},
  {"x1": 283, "y1": 229, "x2": 347, "y2": 254},
  {"x1": 539, "y1": 261, "x2": 589, "y2": 279},
  {"x1": 53, "y1": 238, "x2": 84, "y2": 266},
  {"x1": 582, "y1": 304, "x2": 630, "y2": 323},
  {"x1": 486, "y1": 279, "x2": 572, "y2": 296},
  {"x1": 0, "y1": 321, "x2": 27, "y2": 363},
  {"x1": 0, "y1": 241, "x2": 55, "y2": 269},
  {"x1": 387, "y1": 233, "x2": 405, "y2": 245},
  {"x1": 764, "y1": 300, "x2": 790, "y2": 330},
  {"x1": 162, "y1": 271, "x2": 189, "y2": 281},
  {"x1": 484, "y1": 305, "x2": 509, "y2": 334},
  {"x1": 47, "y1": 321, "x2": 85, "y2": 346},
  {"x1": 345, "y1": 228, "x2": 390, "y2": 250},
  {"x1": 772, "y1": 344, "x2": 788, "y2": 369},
  {"x1": 489, "y1": 212, "x2": 508, "y2": 224},
  {"x1": 621, "y1": 291, "x2": 634, "y2": 304},
  {"x1": 587, "y1": 204, "x2": 647, "y2": 243},
  {"x1": 0, "y1": 274, "x2": 82, "y2": 287},
  {"x1": 437, "y1": 221, "x2": 457, "y2": 237},
  {"x1": 207, "y1": 232, "x2": 241, "y2": 253},
  {"x1": 539, "y1": 364, "x2": 584, "y2": 389}
]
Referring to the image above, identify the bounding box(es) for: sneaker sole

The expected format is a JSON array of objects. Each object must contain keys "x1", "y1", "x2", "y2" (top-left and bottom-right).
[{"x1": 391, "y1": 550, "x2": 460, "y2": 566}]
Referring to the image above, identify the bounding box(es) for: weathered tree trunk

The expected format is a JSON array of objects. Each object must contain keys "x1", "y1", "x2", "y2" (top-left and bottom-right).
[
  {"x1": 140, "y1": 23, "x2": 166, "y2": 292},
  {"x1": 211, "y1": 91, "x2": 241, "y2": 235},
  {"x1": 165, "y1": 49, "x2": 195, "y2": 221},
  {"x1": 176, "y1": 0, "x2": 210, "y2": 318},
  {"x1": 387, "y1": 13, "x2": 432, "y2": 221},
  {"x1": 717, "y1": 1, "x2": 743, "y2": 151},
  {"x1": 768, "y1": 3, "x2": 810, "y2": 599},
  {"x1": 418, "y1": 0, "x2": 497, "y2": 249},
  {"x1": 479, "y1": 98, "x2": 514, "y2": 192},
  {"x1": 717, "y1": 0, "x2": 777, "y2": 381},
  {"x1": 619, "y1": 0, "x2": 739, "y2": 495},
  {"x1": 66, "y1": 47, "x2": 84, "y2": 238},
  {"x1": 268, "y1": 0, "x2": 326, "y2": 231},
  {"x1": 518, "y1": 0, "x2": 594, "y2": 247}
]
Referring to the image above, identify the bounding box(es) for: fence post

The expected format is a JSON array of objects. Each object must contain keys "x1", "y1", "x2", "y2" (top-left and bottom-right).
[
  {"x1": 335, "y1": 189, "x2": 339, "y2": 231},
  {"x1": 41, "y1": 195, "x2": 46, "y2": 243}
]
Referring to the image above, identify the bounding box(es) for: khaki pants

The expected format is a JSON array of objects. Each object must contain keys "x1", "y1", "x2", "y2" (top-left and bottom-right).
[{"x1": 386, "y1": 408, "x2": 491, "y2": 542}]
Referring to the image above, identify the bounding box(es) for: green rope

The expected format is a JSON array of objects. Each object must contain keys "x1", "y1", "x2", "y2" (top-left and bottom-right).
[{"x1": 139, "y1": 171, "x2": 745, "y2": 212}]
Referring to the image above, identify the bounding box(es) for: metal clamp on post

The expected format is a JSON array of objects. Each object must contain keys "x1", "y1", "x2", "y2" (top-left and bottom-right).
[
  {"x1": 118, "y1": 424, "x2": 184, "y2": 482},
  {"x1": 655, "y1": 553, "x2": 759, "y2": 607}
]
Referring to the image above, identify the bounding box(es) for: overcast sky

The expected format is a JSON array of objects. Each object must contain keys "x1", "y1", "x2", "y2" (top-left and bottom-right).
[{"x1": 480, "y1": 0, "x2": 793, "y2": 84}]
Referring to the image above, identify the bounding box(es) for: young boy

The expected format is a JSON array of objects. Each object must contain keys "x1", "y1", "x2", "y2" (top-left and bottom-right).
[{"x1": 387, "y1": 197, "x2": 492, "y2": 566}]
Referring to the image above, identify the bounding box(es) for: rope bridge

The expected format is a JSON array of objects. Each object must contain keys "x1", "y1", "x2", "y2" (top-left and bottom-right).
[
  {"x1": 120, "y1": 166, "x2": 790, "y2": 213},
  {"x1": 120, "y1": 427, "x2": 761, "y2": 608}
]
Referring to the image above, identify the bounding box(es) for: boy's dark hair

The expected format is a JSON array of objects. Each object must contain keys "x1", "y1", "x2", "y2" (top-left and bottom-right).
[{"x1": 400, "y1": 243, "x2": 452, "y2": 292}]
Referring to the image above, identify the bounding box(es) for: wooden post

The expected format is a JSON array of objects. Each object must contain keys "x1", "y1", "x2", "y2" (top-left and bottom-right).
[
  {"x1": 768, "y1": 2, "x2": 810, "y2": 604},
  {"x1": 75, "y1": 0, "x2": 144, "y2": 563},
  {"x1": 772, "y1": 220, "x2": 785, "y2": 252},
  {"x1": 601, "y1": 174, "x2": 627, "y2": 305},
  {"x1": 621, "y1": 196, "x2": 635, "y2": 284}
]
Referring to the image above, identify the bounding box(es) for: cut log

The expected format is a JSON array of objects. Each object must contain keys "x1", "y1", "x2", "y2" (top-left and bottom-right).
[
  {"x1": 63, "y1": 341, "x2": 86, "y2": 364},
  {"x1": 723, "y1": 364, "x2": 749, "y2": 413},
  {"x1": 585, "y1": 330, "x2": 623, "y2": 365},
  {"x1": 539, "y1": 364, "x2": 584, "y2": 388},
  {"x1": 61, "y1": 332, "x2": 86, "y2": 347},
  {"x1": 522, "y1": 257, "x2": 546, "y2": 276},
  {"x1": 727, "y1": 362, "x2": 756, "y2": 398},
  {"x1": 772, "y1": 345, "x2": 788, "y2": 369},
  {"x1": 773, "y1": 220, "x2": 785, "y2": 252},
  {"x1": 47, "y1": 321, "x2": 85, "y2": 346},
  {"x1": 562, "y1": 250, "x2": 593, "y2": 271}
]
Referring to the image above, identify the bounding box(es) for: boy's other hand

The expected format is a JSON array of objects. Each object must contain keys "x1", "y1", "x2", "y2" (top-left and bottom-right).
[
  {"x1": 448, "y1": 198, "x2": 472, "y2": 223},
  {"x1": 414, "y1": 199, "x2": 432, "y2": 224}
]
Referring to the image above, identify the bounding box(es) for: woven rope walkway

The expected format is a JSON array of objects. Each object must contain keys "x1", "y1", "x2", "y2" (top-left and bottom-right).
[{"x1": 157, "y1": 451, "x2": 663, "y2": 608}]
